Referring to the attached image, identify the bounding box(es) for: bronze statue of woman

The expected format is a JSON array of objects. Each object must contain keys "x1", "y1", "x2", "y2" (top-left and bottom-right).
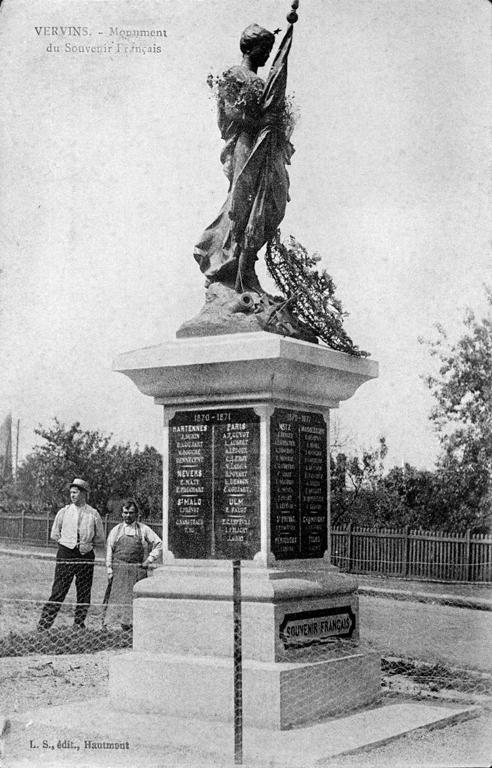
[{"x1": 193, "y1": 20, "x2": 296, "y2": 294}]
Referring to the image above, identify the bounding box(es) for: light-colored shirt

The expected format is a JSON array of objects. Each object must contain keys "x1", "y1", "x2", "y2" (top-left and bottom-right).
[
  {"x1": 106, "y1": 521, "x2": 162, "y2": 571},
  {"x1": 51, "y1": 503, "x2": 105, "y2": 554}
]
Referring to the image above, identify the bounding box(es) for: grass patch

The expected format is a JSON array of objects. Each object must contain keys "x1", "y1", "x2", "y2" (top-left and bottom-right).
[
  {"x1": 382, "y1": 656, "x2": 492, "y2": 695},
  {"x1": 0, "y1": 552, "x2": 108, "y2": 602}
]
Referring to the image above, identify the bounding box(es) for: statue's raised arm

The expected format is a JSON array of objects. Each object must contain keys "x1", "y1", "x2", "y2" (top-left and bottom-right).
[{"x1": 194, "y1": 14, "x2": 297, "y2": 294}]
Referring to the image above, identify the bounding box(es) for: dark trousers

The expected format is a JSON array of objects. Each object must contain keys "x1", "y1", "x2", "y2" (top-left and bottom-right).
[{"x1": 38, "y1": 544, "x2": 95, "y2": 629}]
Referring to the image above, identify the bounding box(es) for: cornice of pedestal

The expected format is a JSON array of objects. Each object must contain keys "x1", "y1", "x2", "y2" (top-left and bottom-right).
[
  {"x1": 134, "y1": 561, "x2": 359, "y2": 602},
  {"x1": 113, "y1": 332, "x2": 378, "y2": 409}
]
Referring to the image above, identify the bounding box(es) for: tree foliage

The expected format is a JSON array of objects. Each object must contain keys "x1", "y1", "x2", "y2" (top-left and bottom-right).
[
  {"x1": 330, "y1": 444, "x2": 463, "y2": 531},
  {"x1": 331, "y1": 438, "x2": 388, "y2": 526},
  {"x1": 424, "y1": 289, "x2": 492, "y2": 453},
  {"x1": 2, "y1": 420, "x2": 162, "y2": 519},
  {"x1": 421, "y1": 288, "x2": 492, "y2": 529},
  {"x1": 330, "y1": 290, "x2": 491, "y2": 532}
]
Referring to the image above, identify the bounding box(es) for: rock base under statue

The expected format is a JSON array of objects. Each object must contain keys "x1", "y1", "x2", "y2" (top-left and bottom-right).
[
  {"x1": 109, "y1": 562, "x2": 381, "y2": 729},
  {"x1": 176, "y1": 283, "x2": 317, "y2": 343}
]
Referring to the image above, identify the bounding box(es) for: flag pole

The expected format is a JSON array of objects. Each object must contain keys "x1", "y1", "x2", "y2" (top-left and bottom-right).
[{"x1": 286, "y1": 0, "x2": 299, "y2": 25}]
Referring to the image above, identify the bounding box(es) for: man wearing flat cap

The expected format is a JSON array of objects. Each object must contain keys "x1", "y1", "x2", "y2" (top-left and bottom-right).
[{"x1": 38, "y1": 478, "x2": 105, "y2": 630}]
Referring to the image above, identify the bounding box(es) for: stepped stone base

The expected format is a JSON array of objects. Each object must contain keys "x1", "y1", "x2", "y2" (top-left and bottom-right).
[
  {"x1": 108, "y1": 562, "x2": 381, "y2": 730},
  {"x1": 109, "y1": 648, "x2": 381, "y2": 729}
]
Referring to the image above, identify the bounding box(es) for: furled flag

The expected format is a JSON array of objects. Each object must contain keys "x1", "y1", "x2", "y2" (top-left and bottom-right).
[{"x1": 0, "y1": 413, "x2": 13, "y2": 481}]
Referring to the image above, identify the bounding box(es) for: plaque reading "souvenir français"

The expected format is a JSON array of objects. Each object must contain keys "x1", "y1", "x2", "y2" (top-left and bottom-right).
[
  {"x1": 168, "y1": 408, "x2": 260, "y2": 559},
  {"x1": 279, "y1": 606, "x2": 356, "y2": 649},
  {"x1": 271, "y1": 408, "x2": 328, "y2": 560}
]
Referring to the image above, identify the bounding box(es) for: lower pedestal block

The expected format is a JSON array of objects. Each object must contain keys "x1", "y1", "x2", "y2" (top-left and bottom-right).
[
  {"x1": 109, "y1": 563, "x2": 381, "y2": 728},
  {"x1": 109, "y1": 649, "x2": 381, "y2": 730}
]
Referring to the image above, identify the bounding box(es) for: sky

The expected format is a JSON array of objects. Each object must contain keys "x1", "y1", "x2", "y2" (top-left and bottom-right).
[{"x1": 0, "y1": 0, "x2": 490, "y2": 470}]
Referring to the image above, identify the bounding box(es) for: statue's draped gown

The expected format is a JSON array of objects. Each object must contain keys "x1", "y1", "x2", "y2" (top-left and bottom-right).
[{"x1": 194, "y1": 27, "x2": 294, "y2": 285}]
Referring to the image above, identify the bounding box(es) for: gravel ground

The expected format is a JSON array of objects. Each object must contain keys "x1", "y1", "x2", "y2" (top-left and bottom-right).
[
  {"x1": 322, "y1": 706, "x2": 492, "y2": 768},
  {"x1": 1, "y1": 646, "x2": 235, "y2": 767},
  {"x1": 0, "y1": 652, "x2": 110, "y2": 713}
]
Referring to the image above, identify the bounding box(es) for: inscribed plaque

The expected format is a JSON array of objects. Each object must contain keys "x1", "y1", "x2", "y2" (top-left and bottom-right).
[
  {"x1": 169, "y1": 408, "x2": 260, "y2": 559},
  {"x1": 270, "y1": 409, "x2": 327, "y2": 559}
]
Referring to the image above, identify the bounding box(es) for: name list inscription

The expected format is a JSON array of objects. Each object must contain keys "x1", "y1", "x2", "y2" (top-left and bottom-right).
[
  {"x1": 270, "y1": 409, "x2": 327, "y2": 560},
  {"x1": 169, "y1": 409, "x2": 260, "y2": 559}
]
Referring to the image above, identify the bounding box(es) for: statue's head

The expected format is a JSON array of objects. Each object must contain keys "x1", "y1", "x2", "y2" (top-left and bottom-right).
[{"x1": 240, "y1": 24, "x2": 275, "y2": 67}]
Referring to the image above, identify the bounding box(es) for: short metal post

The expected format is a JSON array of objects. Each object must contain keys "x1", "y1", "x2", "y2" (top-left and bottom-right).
[
  {"x1": 233, "y1": 559, "x2": 243, "y2": 765},
  {"x1": 465, "y1": 529, "x2": 472, "y2": 582},
  {"x1": 347, "y1": 522, "x2": 353, "y2": 572},
  {"x1": 46, "y1": 507, "x2": 51, "y2": 546},
  {"x1": 402, "y1": 525, "x2": 410, "y2": 577}
]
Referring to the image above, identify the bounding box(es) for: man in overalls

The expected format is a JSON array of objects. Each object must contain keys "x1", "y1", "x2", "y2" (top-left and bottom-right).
[{"x1": 104, "y1": 498, "x2": 162, "y2": 631}]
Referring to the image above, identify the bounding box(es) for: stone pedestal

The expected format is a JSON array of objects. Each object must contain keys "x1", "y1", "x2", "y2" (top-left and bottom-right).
[{"x1": 109, "y1": 332, "x2": 380, "y2": 729}]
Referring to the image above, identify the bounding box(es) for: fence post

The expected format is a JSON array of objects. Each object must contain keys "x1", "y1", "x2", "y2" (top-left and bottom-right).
[
  {"x1": 233, "y1": 560, "x2": 242, "y2": 765},
  {"x1": 20, "y1": 506, "x2": 25, "y2": 543},
  {"x1": 402, "y1": 525, "x2": 410, "y2": 577},
  {"x1": 465, "y1": 528, "x2": 472, "y2": 582},
  {"x1": 46, "y1": 507, "x2": 51, "y2": 546},
  {"x1": 347, "y1": 522, "x2": 353, "y2": 572}
]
